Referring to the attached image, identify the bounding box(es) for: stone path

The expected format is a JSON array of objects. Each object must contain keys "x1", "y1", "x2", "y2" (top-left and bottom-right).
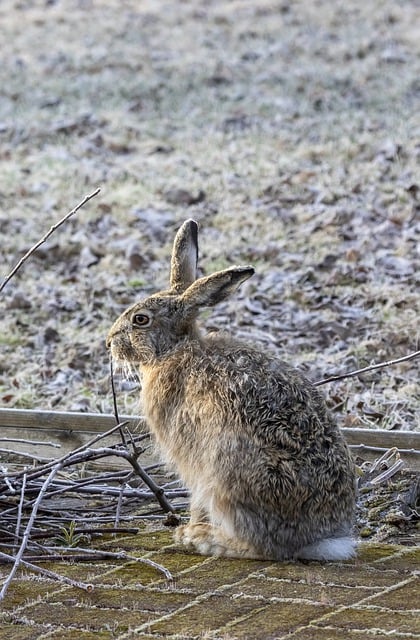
[{"x1": 1, "y1": 528, "x2": 419, "y2": 639}]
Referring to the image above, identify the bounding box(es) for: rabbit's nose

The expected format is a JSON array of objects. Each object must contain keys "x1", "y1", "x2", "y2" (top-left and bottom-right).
[
  {"x1": 106, "y1": 329, "x2": 117, "y2": 349},
  {"x1": 106, "y1": 320, "x2": 122, "y2": 349}
]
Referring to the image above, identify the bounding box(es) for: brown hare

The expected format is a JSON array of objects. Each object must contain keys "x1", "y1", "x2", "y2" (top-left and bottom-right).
[{"x1": 107, "y1": 219, "x2": 356, "y2": 561}]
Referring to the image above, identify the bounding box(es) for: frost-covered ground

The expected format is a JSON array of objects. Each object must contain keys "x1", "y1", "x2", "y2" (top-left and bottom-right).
[{"x1": 0, "y1": 0, "x2": 418, "y2": 430}]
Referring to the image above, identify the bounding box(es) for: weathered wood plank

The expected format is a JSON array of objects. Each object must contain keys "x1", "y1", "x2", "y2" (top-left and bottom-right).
[
  {"x1": 0, "y1": 409, "x2": 419, "y2": 468},
  {"x1": 0, "y1": 408, "x2": 144, "y2": 433},
  {"x1": 341, "y1": 427, "x2": 420, "y2": 450}
]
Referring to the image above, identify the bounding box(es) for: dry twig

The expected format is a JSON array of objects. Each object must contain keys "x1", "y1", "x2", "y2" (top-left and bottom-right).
[
  {"x1": 314, "y1": 349, "x2": 420, "y2": 387},
  {"x1": 39, "y1": 546, "x2": 173, "y2": 581},
  {"x1": 0, "y1": 550, "x2": 94, "y2": 592},
  {"x1": 0, "y1": 420, "x2": 180, "y2": 601},
  {"x1": 0, "y1": 462, "x2": 63, "y2": 601},
  {"x1": 0, "y1": 188, "x2": 101, "y2": 293}
]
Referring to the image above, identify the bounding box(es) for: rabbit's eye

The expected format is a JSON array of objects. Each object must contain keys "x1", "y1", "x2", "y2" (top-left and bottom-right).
[{"x1": 132, "y1": 313, "x2": 152, "y2": 328}]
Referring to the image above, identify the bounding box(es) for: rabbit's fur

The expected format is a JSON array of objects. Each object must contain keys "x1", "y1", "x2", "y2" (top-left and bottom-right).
[{"x1": 107, "y1": 220, "x2": 357, "y2": 561}]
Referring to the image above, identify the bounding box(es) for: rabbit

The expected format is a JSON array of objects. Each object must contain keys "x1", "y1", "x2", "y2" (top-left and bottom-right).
[{"x1": 107, "y1": 219, "x2": 357, "y2": 561}]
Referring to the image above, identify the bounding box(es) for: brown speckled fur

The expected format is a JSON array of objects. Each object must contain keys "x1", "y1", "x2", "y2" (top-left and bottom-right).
[{"x1": 107, "y1": 220, "x2": 356, "y2": 561}]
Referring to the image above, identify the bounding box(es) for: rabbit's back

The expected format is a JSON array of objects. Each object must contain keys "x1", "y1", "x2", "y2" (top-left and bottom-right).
[
  {"x1": 141, "y1": 333, "x2": 355, "y2": 559},
  {"x1": 142, "y1": 333, "x2": 355, "y2": 543},
  {"x1": 196, "y1": 333, "x2": 343, "y2": 446}
]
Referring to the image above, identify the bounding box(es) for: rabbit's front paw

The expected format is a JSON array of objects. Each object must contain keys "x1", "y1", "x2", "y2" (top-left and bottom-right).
[
  {"x1": 174, "y1": 523, "x2": 258, "y2": 559},
  {"x1": 174, "y1": 523, "x2": 216, "y2": 555}
]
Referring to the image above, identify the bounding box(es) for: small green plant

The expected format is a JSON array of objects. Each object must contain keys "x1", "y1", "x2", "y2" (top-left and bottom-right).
[
  {"x1": 53, "y1": 521, "x2": 88, "y2": 548},
  {"x1": 128, "y1": 278, "x2": 146, "y2": 288}
]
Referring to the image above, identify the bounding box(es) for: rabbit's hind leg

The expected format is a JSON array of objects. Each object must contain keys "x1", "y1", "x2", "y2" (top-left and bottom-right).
[{"x1": 174, "y1": 522, "x2": 260, "y2": 559}]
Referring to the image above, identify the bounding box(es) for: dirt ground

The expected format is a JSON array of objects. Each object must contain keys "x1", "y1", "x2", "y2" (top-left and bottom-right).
[{"x1": 0, "y1": 0, "x2": 419, "y2": 431}]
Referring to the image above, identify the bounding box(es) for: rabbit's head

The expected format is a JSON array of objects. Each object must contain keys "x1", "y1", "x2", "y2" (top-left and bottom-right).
[{"x1": 106, "y1": 220, "x2": 254, "y2": 365}]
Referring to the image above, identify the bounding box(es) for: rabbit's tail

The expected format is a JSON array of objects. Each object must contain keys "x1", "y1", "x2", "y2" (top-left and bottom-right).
[{"x1": 296, "y1": 536, "x2": 357, "y2": 561}]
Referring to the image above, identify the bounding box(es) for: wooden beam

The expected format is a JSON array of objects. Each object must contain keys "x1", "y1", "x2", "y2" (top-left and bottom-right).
[
  {"x1": 341, "y1": 427, "x2": 420, "y2": 450},
  {"x1": 0, "y1": 408, "x2": 144, "y2": 434},
  {"x1": 0, "y1": 408, "x2": 419, "y2": 445}
]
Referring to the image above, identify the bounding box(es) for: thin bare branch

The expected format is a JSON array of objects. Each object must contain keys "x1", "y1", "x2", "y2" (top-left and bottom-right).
[
  {"x1": 369, "y1": 459, "x2": 405, "y2": 485},
  {"x1": 314, "y1": 349, "x2": 420, "y2": 387},
  {"x1": 0, "y1": 437, "x2": 61, "y2": 448},
  {"x1": 0, "y1": 462, "x2": 63, "y2": 602},
  {"x1": 369, "y1": 447, "x2": 400, "y2": 474},
  {"x1": 40, "y1": 546, "x2": 173, "y2": 581},
  {"x1": 0, "y1": 448, "x2": 49, "y2": 463},
  {"x1": 0, "y1": 188, "x2": 101, "y2": 293},
  {"x1": 0, "y1": 551, "x2": 94, "y2": 592},
  {"x1": 115, "y1": 483, "x2": 125, "y2": 529},
  {"x1": 14, "y1": 471, "x2": 27, "y2": 548},
  {"x1": 122, "y1": 451, "x2": 177, "y2": 515},
  {"x1": 110, "y1": 356, "x2": 121, "y2": 426},
  {"x1": 1, "y1": 466, "x2": 15, "y2": 493}
]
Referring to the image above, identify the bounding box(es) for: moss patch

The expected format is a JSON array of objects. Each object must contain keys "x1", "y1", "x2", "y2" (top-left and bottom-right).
[
  {"x1": 290, "y1": 627, "x2": 400, "y2": 640},
  {"x1": 147, "y1": 550, "x2": 209, "y2": 577},
  {"x1": 0, "y1": 623, "x2": 46, "y2": 640},
  {"x1": 263, "y1": 561, "x2": 332, "y2": 583},
  {"x1": 149, "y1": 593, "x2": 266, "y2": 636},
  {"x1": 226, "y1": 575, "x2": 373, "y2": 606},
  {"x1": 98, "y1": 529, "x2": 175, "y2": 553},
  {"x1": 374, "y1": 546, "x2": 420, "y2": 571},
  {"x1": 14, "y1": 600, "x2": 158, "y2": 632},
  {"x1": 1, "y1": 542, "x2": 419, "y2": 638},
  {"x1": 356, "y1": 542, "x2": 404, "y2": 563},
  {"x1": 0, "y1": 577, "x2": 61, "y2": 611},
  {"x1": 175, "y1": 556, "x2": 271, "y2": 593},
  {"x1": 95, "y1": 550, "x2": 206, "y2": 588},
  {"x1": 34, "y1": 561, "x2": 111, "y2": 583},
  {"x1": 223, "y1": 602, "x2": 335, "y2": 639},
  {"x1": 95, "y1": 559, "x2": 174, "y2": 587},
  {"x1": 41, "y1": 631, "x2": 113, "y2": 640},
  {"x1": 46, "y1": 585, "x2": 192, "y2": 613},
  {"x1": 366, "y1": 579, "x2": 420, "y2": 610},
  {"x1": 318, "y1": 608, "x2": 420, "y2": 634}
]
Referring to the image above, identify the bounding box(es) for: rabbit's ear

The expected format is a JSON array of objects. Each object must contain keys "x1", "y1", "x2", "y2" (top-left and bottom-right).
[
  {"x1": 170, "y1": 219, "x2": 199, "y2": 292},
  {"x1": 181, "y1": 266, "x2": 254, "y2": 309}
]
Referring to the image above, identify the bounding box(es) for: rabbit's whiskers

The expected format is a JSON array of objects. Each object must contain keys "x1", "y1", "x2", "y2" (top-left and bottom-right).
[{"x1": 110, "y1": 357, "x2": 139, "y2": 390}]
